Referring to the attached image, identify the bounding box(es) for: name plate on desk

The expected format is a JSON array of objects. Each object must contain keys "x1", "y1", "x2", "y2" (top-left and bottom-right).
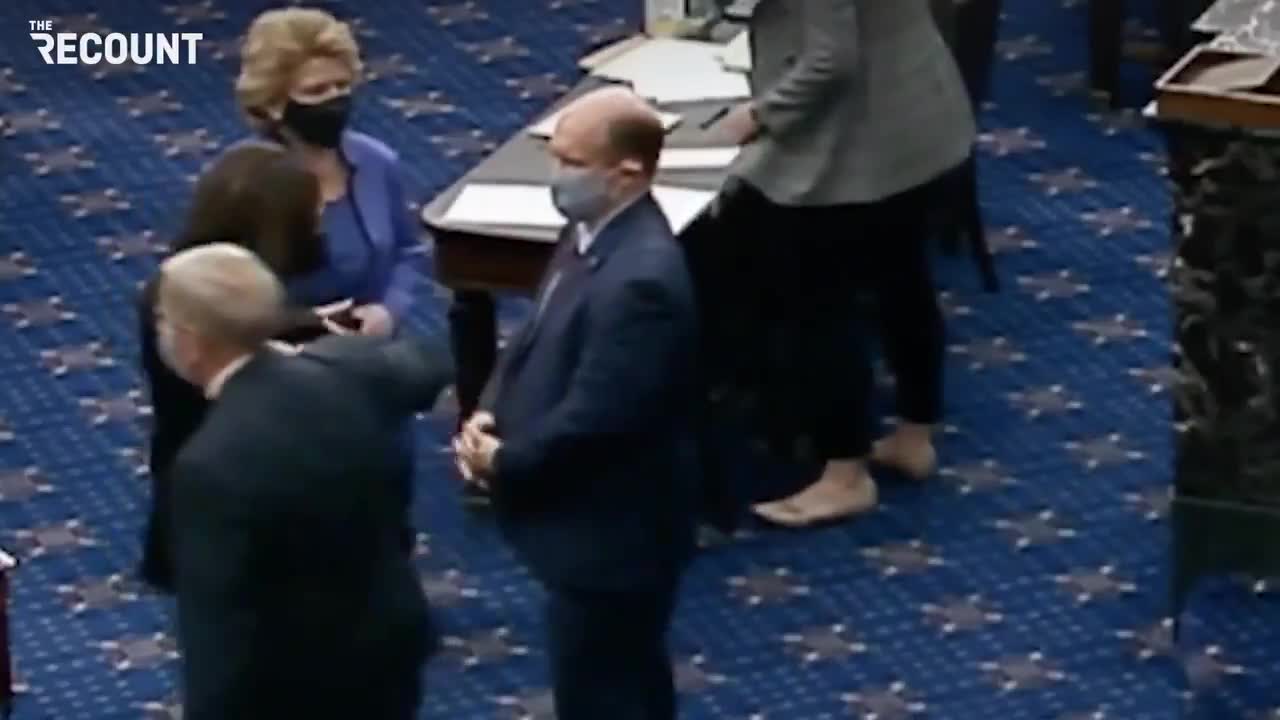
[{"x1": 1155, "y1": 44, "x2": 1280, "y2": 128}]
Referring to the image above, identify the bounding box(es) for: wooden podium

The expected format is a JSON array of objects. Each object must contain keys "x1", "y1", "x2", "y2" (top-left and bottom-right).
[{"x1": 1150, "y1": 44, "x2": 1280, "y2": 633}]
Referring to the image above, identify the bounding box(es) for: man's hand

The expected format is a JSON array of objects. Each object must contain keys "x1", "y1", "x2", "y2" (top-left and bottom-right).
[
  {"x1": 454, "y1": 411, "x2": 499, "y2": 486},
  {"x1": 455, "y1": 429, "x2": 500, "y2": 481},
  {"x1": 713, "y1": 102, "x2": 760, "y2": 145},
  {"x1": 353, "y1": 303, "x2": 394, "y2": 337}
]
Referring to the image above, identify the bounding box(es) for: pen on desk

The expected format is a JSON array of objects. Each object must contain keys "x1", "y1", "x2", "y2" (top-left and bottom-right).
[{"x1": 701, "y1": 106, "x2": 730, "y2": 129}]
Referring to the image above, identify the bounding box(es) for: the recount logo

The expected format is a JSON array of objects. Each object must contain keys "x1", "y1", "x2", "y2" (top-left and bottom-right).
[{"x1": 29, "y1": 20, "x2": 202, "y2": 65}]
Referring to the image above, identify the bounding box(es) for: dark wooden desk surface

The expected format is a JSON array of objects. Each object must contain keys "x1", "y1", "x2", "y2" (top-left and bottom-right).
[{"x1": 421, "y1": 78, "x2": 737, "y2": 293}]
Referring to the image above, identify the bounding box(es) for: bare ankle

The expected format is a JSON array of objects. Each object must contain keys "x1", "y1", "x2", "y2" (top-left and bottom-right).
[{"x1": 891, "y1": 422, "x2": 934, "y2": 446}]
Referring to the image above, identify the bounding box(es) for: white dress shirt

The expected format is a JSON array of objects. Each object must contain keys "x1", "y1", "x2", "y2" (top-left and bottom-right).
[{"x1": 203, "y1": 354, "x2": 252, "y2": 399}]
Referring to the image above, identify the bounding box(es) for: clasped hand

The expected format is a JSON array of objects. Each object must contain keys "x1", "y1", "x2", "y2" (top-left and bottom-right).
[{"x1": 453, "y1": 411, "x2": 501, "y2": 487}]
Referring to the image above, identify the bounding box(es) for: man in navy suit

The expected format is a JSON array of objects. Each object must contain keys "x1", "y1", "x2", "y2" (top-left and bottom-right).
[{"x1": 455, "y1": 87, "x2": 700, "y2": 720}]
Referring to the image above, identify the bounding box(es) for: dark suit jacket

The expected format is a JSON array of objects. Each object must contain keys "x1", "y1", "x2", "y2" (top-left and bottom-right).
[
  {"x1": 170, "y1": 335, "x2": 451, "y2": 719},
  {"x1": 482, "y1": 194, "x2": 701, "y2": 592},
  {"x1": 137, "y1": 278, "x2": 331, "y2": 591}
]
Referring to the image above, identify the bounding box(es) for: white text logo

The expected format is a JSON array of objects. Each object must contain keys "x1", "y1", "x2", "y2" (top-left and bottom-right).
[{"x1": 29, "y1": 20, "x2": 202, "y2": 65}]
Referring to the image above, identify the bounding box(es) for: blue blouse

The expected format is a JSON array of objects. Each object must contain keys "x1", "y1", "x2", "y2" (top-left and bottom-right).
[{"x1": 275, "y1": 131, "x2": 425, "y2": 322}]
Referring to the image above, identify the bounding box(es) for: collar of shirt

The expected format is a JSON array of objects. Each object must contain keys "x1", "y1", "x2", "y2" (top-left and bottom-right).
[
  {"x1": 204, "y1": 354, "x2": 253, "y2": 400},
  {"x1": 576, "y1": 192, "x2": 644, "y2": 255}
]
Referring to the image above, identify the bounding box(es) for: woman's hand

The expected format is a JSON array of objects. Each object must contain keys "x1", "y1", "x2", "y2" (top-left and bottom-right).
[{"x1": 353, "y1": 303, "x2": 394, "y2": 336}]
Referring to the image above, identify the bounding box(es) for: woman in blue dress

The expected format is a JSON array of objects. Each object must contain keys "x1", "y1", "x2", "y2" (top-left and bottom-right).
[{"x1": 234, "y1": 7, "x2": 424, "y2": 333}]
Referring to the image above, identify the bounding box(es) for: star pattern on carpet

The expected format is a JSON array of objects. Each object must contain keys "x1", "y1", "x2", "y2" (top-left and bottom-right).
[
  {"x1": 443, "y1": 627, "x2": 530, "y2": 668},
  {"x1": 980, "y1": 651, "x2": 1067, "y2": 691},
  {"x1": 23, "y1": 146, "x2": 95, "y2": 176},
  {"x1": 841, "y1": 682, "x2": 927, "y2": 720},
  {"x1": 98, "y1": 231, "x2": 167, "y2": 261},
  {"x1": 993, "y1": 510, "x2": 1078, "y2": 549},
  {"x1": 0, "y1": 467, "x2": 54, "y2": 503},
  {"x1": 940, "y1": 460, "x2": 1018, "y2": 494},
  {"x1": 40, "y1": 342, "x2": 116, "y2": 375},
  {"x1": 781, "y1": 623, "x2": 867, "y2": 662},
  {"x1": 727, "y1": 567, "x2": 811, "y2": 605},
  {"x1": 1054, "y1": 565, "x2": 1139, "y2": 603},
  {"x1": 1017, "y1": 269, "x2": 1092, "y2": 300},
  {"x1": 921, "y1": 595, "x2": 1004, "y2": 634},
  {"x1": 1007, "y1": 384, "x2": 1084, "y2": 418}
]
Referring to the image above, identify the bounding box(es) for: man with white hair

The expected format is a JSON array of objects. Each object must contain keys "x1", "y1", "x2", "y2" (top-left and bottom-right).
[{"x1": 155, "y1": 243, "x2": 451, "y2": 719}]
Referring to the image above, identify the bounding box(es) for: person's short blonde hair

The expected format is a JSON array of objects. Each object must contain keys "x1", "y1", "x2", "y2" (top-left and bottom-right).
[
  {"x1": 158, "y1": 243, "x2": 285, "y2": 349},
  {"x1": 235, "y1": 7, "x2": 363, "y2": 123}
]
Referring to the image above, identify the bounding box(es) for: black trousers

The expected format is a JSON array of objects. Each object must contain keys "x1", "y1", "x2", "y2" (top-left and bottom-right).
[
  {"x1": 708, "y1": 176, "x2": 947, "y2": 460},
  {"x1": 545, "y1": 581, "x2": 679, "y2": 720}
]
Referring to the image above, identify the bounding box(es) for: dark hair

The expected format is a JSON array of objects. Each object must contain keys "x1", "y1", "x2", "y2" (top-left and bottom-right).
[
  {"x1": 172, "y1": 141, "x2": 324, "y2": 277},
  {"x1": 605, "y1": 113, "x2": 665, "y2": 175}
]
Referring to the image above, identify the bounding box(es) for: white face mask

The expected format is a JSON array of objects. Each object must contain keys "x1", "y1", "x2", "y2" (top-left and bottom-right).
[{"x1": 550, "y1": 164, "x2": 613, "y2": 222}]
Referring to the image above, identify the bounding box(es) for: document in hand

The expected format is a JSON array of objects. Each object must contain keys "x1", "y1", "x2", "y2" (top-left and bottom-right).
[
  {"x1": 588, "y1": 37, "x2": 750, "y2": 103},
  {"x1": 527, "y1": 107, "x2": 683, "y2": 138},
  {"x1": 442, "y1": 183, "x2": 715, "y2": 234}
]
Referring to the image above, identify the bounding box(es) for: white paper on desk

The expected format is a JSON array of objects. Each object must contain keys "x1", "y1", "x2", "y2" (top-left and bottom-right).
[
  {"x1": 444, "y1": 184, "x2": 564, "y2": 228},
  {"x1": 589, "y1": 37, "x2": 751, "y2": 103},
  {"x1": 717, "y1": 31, "x2": 751, "y2": 73},
  {"x1": 658, "y1": 146, "x2": 740, "y2": 170},
  {"x1": 528, "y1": 108, "x2": 683, "y2": 138},
  {"x1": 442, "y1": 182, "x2": 715, "y2": 234}
]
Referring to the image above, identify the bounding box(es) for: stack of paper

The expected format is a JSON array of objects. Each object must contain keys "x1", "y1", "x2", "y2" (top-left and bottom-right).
[
  {"x1": 717, "y1": 31, "x2": 751, "y2": 73},
  {"x1": 589, "y1": 37, "x2": 751, "y2": 104},
  {"x1": 442, "y1": 183, "x2": 715, "y2": 234},
  {"x1": 528, "y1": 107, "x2": 683, "y2": 138},
  {"x1": 658, "y1": 146, "x2": 739, "y2": 170}
]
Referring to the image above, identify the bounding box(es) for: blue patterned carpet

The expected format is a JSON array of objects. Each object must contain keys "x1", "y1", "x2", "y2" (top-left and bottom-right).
[{"x1": 2, "y1": 0, "x2": 1279, "y2": 718}]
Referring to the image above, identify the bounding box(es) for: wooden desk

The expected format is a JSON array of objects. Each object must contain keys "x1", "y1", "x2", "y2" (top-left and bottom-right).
[
  {"x1": 421, "y1": 79, "x2": 736, "y2": 416},
  {"x1": 1147, "y1": 43, "x2": 1280, "y2": 632}
]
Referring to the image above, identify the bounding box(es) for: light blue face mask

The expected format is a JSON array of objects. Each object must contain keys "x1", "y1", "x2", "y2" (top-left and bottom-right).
[{"x1": 550, "y1": 164, "x2": 613, "y2": 222}]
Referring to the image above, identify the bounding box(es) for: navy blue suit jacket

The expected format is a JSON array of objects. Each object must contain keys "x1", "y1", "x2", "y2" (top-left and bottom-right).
[{"x1": 483, "y1": 193, "x2": 700, "y2": 592}]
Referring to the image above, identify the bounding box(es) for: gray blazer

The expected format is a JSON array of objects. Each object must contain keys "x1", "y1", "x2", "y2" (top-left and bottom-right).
[{"x1": 730, "y1": 0, "x2": 977, "y2": 206}]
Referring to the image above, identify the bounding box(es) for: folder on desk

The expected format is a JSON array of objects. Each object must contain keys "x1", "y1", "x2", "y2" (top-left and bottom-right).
[
  {"x1": 588, "y1": 37, "x2": 751, "y2": 103},
  {"x1": 527, "y1": 108, "x2": 683, "y2": 138},
  {"x1": 442, "y1": 182, "x2": 715, "y2": 234},
  {"x1": 658, "y1": 147, "x2": 739, "y2": 170}
]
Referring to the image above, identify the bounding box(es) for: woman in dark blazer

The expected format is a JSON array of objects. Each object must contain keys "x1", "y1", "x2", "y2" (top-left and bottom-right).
[{"x1": 138, "y1": 142, "x2": 329, "y2": 592}]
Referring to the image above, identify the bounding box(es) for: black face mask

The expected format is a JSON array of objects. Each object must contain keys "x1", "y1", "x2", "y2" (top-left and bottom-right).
[{"x1": 280, "y1": 94, "x2": 352, "y2": 149}]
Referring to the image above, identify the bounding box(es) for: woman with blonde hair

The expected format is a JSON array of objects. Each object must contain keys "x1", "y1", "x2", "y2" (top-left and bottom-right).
[{"x1": 235, "y1": 6, "x2": 423, "y2": 336}]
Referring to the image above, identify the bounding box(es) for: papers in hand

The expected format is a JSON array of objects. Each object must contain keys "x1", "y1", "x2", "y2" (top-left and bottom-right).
[
  {"x1": 442, "y1": 183, "x2": 714, "y2": 234},
  {"x1": 717, "y1": 32, "x2": 750, "y2": 73},
  {"x1": 588, "y1": 37, "x2": 751, "y2": 103},
  {"x1": 0, "y1": 547, "x2": 15, "y2": 570},
  {"x1": 528, "y1": 108, "x2": 683, "y2": 139}
]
